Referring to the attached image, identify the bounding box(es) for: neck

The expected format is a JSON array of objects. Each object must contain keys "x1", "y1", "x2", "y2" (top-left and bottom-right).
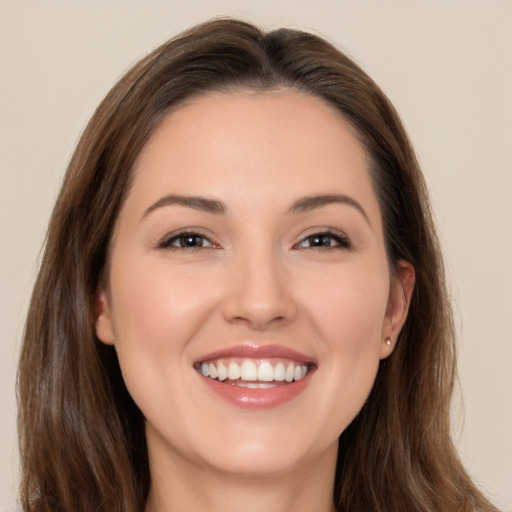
[{"x1": 145, "y1": 442, "x2": 338, "y2": 512}]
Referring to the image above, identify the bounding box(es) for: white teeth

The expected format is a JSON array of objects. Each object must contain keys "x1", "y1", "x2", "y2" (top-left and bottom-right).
[
  {"x1": 274, "y1": 362, "x2": 285, "y2": 381},
  {"x1": 217, "y1": 361, "x2": 228, "y2": 381},
  {"x1": 285, "y1": 363, "x2": 295, "y2": 383},
  {"x1": 199, "y1": 359, "x2": 310, "y2": 384},
  {"x1": 209, "y1": 363, "x2": 218, "y2": 379},
  {"x1": 257, "y1": 361, "x2": 274, "y2": 381},
  {"x1": 240, "y1": 360, "x2": 258, "y2": 381},
  {"x1": 227, "y1": 361, "x2": 241, "y2": 380},
  {"x1": 237, "y1": 382, "x2": 277, "y2": 389}
]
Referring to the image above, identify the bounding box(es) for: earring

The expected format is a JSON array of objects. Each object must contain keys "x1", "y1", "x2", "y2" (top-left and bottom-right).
[{"x1": 385, "y1": 337, "x2": 392, "y2": 346}]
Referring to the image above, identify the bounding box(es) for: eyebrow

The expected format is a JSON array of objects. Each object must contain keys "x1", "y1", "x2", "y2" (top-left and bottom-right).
[
  {"x1": 142, "y1": 194, "x2": 227, "y2": 219},
  {"x1": 289, "y1": 194, "x2": 370, "y2": 225},
  {"x1": 142, "y1": 192, "x2": 370, "y2": 225}
]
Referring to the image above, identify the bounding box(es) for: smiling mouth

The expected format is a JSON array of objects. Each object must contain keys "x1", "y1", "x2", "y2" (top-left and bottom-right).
[{"x1": 195, "y1": 358, "x2": 314, "y2": 388}]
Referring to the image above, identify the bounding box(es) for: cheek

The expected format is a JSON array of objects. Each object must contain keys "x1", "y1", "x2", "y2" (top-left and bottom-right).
[
  {"x1": 107, "y1": 257, "x2": 219, "y2": 393},
  {"x1": 301, "y1": 258, "x2": 389, "y2": 346},
  {"x1": 110, "y1": 256, "x2": 216, "y2": 347},
  {"x1": 297, "y1": 261, "x2": 389, "y2": 417},
  {"x1": 107, "y1": 258, "x2": 224, "y2": 441}
]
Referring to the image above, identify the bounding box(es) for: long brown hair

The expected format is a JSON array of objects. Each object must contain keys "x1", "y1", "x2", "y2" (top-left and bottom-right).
[{"x1": 17, "y1": 18, "x2": 498, "y2": 512}]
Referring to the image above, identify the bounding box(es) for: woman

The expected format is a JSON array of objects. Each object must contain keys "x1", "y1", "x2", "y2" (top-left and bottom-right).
[{"x1": 17, "y1": 18, "x2": 499, "y2": 512}]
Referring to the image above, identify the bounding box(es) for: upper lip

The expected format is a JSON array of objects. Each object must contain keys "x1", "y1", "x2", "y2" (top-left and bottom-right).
[{"x1": 194, "y1": 343, "x2": 316, "y2": 365}]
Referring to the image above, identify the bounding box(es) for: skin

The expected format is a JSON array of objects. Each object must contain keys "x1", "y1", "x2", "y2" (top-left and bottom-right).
[{"x1": 95, "y1": 90, "x2": 414, "y2": 512}]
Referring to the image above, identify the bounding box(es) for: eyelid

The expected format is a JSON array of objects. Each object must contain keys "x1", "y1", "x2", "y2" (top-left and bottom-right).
[
  {"x1": 155, "y1": 227, "x2": 351, "y2": 250},
  {"x1": 293, "y1": 228, "x2": 352, "y2": 250},
  {"x1": 157, "y1": 228, "x2": 220, "y2": 249}
]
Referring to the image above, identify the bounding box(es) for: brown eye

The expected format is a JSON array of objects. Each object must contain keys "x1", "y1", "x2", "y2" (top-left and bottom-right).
[
  {"x1": 161, "y1": 232, "x2": 214, "y2": 249},
  {"x1": 298, "y1": 232, "x2": 351, "y2": 249}
]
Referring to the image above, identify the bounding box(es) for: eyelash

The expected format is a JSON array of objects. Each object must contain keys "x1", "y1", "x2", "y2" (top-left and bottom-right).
[
  {"x1": 295, "y1": 230, "x2": 351, "y2": 250},
  {"x1": 159, "y1": 229, "x2": 351, "y2": 251},
  {"x1": 159, "y1": 231, "x2": 217, "y2": 250}
]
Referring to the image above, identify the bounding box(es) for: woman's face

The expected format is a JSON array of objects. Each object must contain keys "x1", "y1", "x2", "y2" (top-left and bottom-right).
[{"x1": 95, "y1": 91, "x2": 413, "y2": 479}]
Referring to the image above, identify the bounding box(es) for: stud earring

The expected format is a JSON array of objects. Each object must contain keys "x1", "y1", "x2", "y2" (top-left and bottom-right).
[{"x1": 385, "y1": 337, "x2": 392, "y2": 346}]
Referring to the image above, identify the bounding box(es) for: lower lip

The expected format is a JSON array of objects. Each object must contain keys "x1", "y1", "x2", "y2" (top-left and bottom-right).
[{"x1": 200, "y1": 374, "x2": 312, "y2": 410}]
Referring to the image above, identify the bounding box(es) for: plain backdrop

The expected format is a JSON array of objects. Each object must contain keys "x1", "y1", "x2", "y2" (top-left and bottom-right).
[{"x1": 1, "y1": 1, "x2": 511, "y2": 511}]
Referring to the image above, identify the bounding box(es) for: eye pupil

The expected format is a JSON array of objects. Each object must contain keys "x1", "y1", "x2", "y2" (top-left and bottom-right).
[
  {"x1": 310, "y1": 235, "x2": 331, "y2": 247},
  {"x1": 181, "y1": 235, "x2": 202, "y2": 247}
]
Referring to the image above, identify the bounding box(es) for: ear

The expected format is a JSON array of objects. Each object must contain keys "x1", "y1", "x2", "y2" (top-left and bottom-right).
[
  {"x1": 93, "y1": 288, "x2": 115, "y2": 345},
  {"x1": 380, "y1": 260, "x2": 415, "y2": 359}
]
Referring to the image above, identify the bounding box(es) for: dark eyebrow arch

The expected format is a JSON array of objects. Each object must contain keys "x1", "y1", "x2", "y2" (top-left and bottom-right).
[
  {"x1": 289, "y1": 194, "x2": 371, "y2": 225},
  {"x1": 142, "y1": 194, "x2": 227, "y2": 219}
]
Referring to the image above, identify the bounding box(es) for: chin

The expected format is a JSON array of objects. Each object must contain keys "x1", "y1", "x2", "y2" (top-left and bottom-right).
[
  {"x1": 190, "y1": 425, "x2": 339, "y2": 479},
  {"x1": 202, "y1": 448, "x2": 316, "y2": 478}
]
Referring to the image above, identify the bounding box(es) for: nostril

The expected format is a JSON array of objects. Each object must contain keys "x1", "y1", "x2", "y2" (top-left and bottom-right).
[
  {"x1": 228, "y1": 313, "x2": 291, "y2": 331},
  {"x1": 223, "y1": 295, "x2": 297, "y2": 330}
]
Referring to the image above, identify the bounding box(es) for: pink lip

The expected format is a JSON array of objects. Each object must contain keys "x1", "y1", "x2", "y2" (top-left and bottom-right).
[
  {"x1": 195, "y1": 343, "x2": 316, "y2": 410},
  {"x1": 194, "y1": 343, "x2": 316, "y2": 365},
  {"x1": 200, "y1": 374, "x2": 313, "y2": 409}
]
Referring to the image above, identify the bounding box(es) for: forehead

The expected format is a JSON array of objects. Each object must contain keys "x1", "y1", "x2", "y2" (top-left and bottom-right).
[{"x1": 127, "y1": 90, "x2": 380, "y2": 223}]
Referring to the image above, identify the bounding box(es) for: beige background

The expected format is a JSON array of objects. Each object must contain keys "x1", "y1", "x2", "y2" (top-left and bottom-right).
[{"x1": 1, "y1": 1, "x2": 511, "y2": 511}]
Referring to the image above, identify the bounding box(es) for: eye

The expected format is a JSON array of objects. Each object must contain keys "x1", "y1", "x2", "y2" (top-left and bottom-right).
[
  {"x1": 297, "y1": 231, "x2": 351, "y2": 250},
  {"x1": 160, "y1": 232, "x2": 215, "y2": 249}
]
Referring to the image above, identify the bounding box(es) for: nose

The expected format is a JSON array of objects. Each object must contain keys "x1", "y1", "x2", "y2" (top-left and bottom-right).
[{"x1": 222, "y1": 248, "x2": 297, "y2": 331}]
